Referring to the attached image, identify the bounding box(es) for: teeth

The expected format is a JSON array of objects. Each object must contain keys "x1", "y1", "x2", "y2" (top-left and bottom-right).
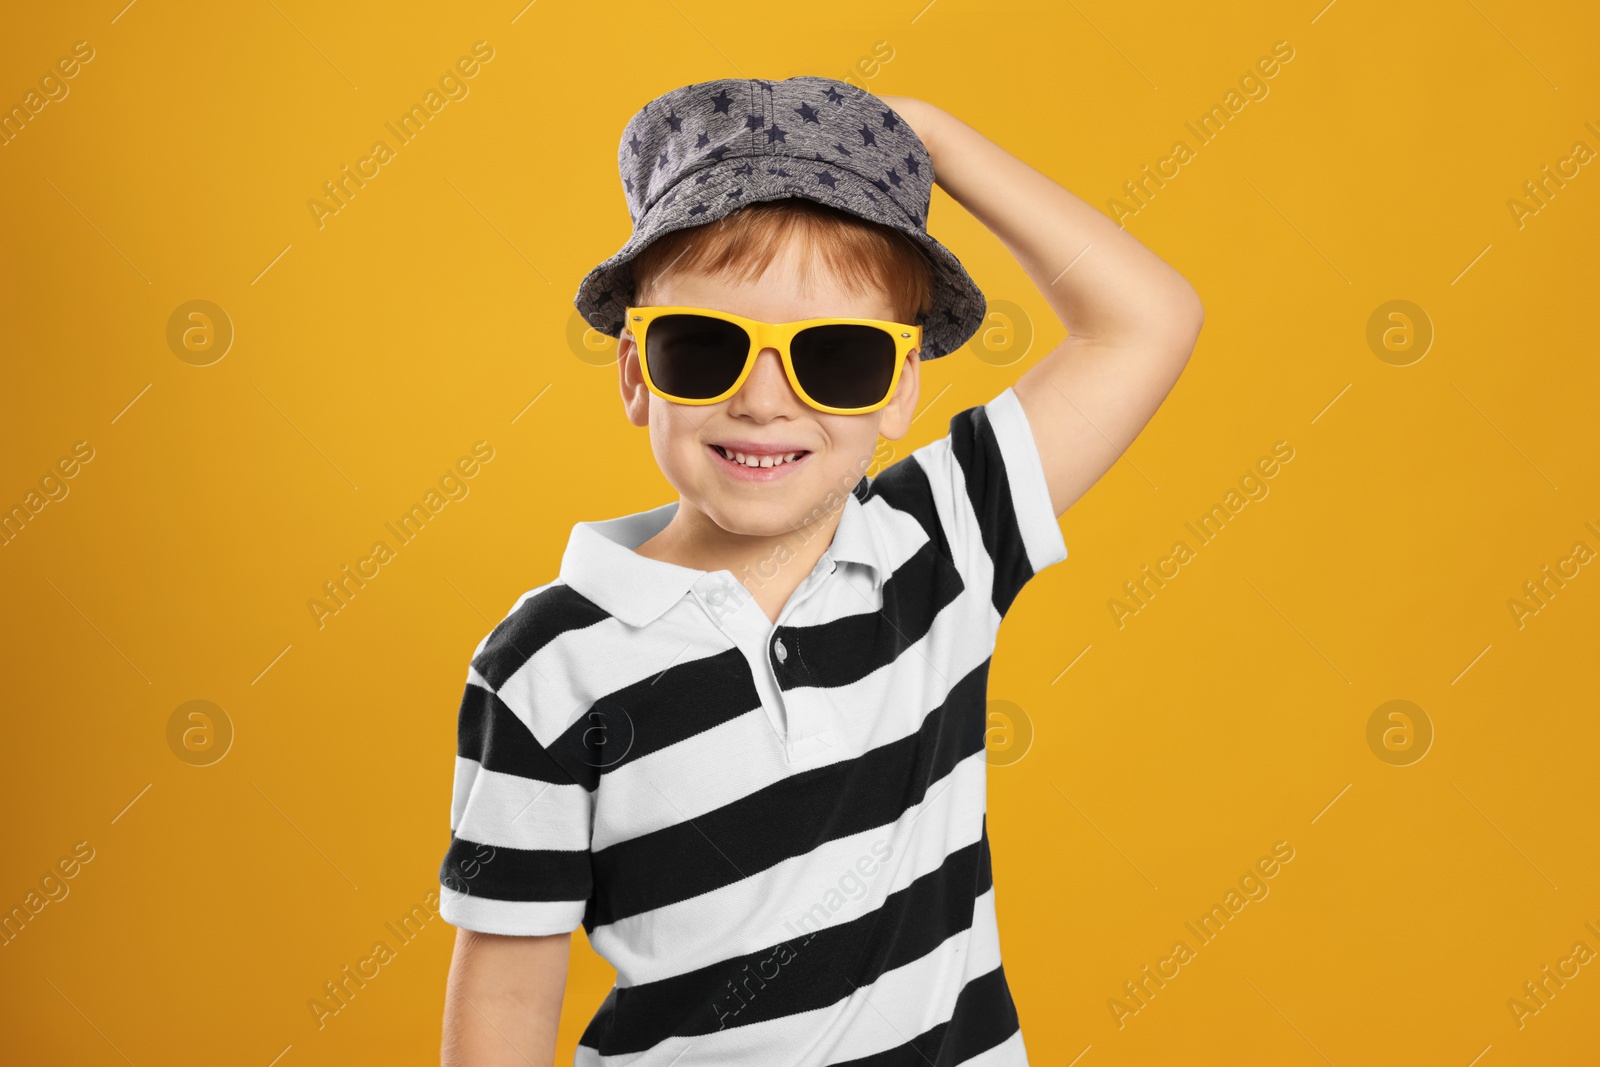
[{"x1": 719, "y1": 447, "x2": 803, "y2": 468}]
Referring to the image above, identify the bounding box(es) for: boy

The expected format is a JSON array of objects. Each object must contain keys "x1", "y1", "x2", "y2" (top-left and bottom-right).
[{"x1": 439, "y1": 76, "x2": 1202, "y2": 1065}]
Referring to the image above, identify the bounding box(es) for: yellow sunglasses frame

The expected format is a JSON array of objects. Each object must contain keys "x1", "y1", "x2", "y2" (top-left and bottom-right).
[{"x1": 623, "y1": 305, "x2": 921, "y2": 415}]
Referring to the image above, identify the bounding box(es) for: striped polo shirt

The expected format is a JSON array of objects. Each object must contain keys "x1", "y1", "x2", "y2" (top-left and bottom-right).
[{"x1": 439, "y1": 384, "x2": 1068, "y2": 1065}]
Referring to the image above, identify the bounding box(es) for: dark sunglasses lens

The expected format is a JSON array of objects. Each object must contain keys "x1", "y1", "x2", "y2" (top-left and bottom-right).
[
  {"x1": 791, "y1": 324, "x2": 898, "y2": 409},
  {"x1": 643, "y1": 315, "x2": 750, "y2": 400}
]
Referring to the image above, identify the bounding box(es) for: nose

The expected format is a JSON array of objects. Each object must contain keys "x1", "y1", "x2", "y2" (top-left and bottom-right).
[{"x1": 728, "y1": 347, "x2": 797, "y2": 410}]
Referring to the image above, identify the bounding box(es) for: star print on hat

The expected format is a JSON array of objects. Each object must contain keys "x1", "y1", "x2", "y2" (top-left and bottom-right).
[{"x1": 573, "y1": 76, "x2": 985, "y2": 361}]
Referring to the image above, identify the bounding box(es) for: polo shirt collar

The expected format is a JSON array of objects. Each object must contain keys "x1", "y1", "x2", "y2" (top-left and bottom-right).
[{"x1": 559, "y1": 476, "x2": 884, "y2": 628}]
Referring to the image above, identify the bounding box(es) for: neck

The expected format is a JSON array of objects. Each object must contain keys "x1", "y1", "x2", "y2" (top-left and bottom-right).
[{"x1": 635, "y1": 495, "x2": 846, "y2": 598}]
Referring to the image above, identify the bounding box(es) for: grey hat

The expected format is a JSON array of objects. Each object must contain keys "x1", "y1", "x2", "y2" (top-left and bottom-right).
[{"x1": 573, "y1": 75, "x2": 985, "y2": 361}]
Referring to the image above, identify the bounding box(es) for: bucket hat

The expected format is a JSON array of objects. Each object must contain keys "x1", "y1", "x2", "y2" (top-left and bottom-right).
[{"x1": 573, "y1": 75, "x2": 985, "y2": 361}]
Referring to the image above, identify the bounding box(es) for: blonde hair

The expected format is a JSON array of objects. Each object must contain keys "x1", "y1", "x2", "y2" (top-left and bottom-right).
[{"x1": 629, "y1": 197, "x2": 935, "y2": 324}]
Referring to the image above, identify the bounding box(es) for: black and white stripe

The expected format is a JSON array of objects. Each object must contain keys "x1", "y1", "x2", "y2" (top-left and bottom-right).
[{"x1": 440, "y1": 385, "x2": 1067, "y2": 1064}]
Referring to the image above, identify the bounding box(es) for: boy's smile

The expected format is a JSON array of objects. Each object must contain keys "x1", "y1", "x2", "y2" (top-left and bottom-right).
[
  {"x1": 617, "y1": 234, "x2": 922, "y2": 593},
  {"x1": 705, "y1": 439, "x2": 814, "y2": 481}
]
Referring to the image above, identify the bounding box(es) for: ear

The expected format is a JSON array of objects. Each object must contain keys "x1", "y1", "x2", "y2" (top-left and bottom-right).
[
  {"x1": 874, "y1": 347, "x2": 922, "y2": 442},
  {"x1": 618, "y1": 333, "x2": 651, "y2": 428}
]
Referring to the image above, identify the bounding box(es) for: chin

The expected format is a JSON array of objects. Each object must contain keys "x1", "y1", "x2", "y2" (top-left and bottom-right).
[{"x1": 700, "y1": 493, "x2": 808, "y2": 537}]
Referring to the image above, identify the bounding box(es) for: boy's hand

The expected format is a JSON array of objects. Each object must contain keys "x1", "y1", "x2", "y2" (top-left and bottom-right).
[
  {"x1": 873, "y1": 94, "x2": 944, "y2": 165},
  {"x1": 872, "y1": 93, "x2": 1203, "y2": 519}
]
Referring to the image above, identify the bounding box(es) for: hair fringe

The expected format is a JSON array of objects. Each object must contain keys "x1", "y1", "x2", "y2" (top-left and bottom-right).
[{"x1": 628, "y1": 198, "x2": 936, "y2": 323}]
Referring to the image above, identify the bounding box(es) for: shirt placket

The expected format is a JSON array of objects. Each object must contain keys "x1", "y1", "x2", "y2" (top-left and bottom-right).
[{"x1": 693, "y1": 554, "x2": 837, "y2": 762}]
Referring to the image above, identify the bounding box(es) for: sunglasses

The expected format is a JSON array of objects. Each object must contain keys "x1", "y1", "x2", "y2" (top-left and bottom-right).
[{"x1": 624, "y1": 305, "x2": 921, "y2": 415}]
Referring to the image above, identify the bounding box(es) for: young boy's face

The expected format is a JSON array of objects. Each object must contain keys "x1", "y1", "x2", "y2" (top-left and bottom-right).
[{"x1": 618, "y1": 234, "x2": 922, "y2": 541}]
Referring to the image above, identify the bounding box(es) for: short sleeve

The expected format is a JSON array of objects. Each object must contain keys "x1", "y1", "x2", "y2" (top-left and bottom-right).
[
  {"x1": 437, "y1": 658, "x2": 594, "y2": 936},
  {"x1": 907, "y1": 384, "x2": 1068, "y2": 617}
]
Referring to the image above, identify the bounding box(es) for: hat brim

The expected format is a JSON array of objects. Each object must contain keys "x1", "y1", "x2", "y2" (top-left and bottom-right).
[{"x1": 573, "y1": 160, "x2": 984, "y2": 361}]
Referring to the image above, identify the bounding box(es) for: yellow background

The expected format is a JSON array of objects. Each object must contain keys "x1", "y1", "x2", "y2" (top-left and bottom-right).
[{"x1": 2, "y1": 0, "x2": 1597, "y2": 1064}]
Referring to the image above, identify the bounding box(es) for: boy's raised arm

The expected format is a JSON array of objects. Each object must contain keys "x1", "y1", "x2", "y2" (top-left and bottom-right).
[{"x1": 877, "y1": 95, "x2": 1205, "y2": 519}]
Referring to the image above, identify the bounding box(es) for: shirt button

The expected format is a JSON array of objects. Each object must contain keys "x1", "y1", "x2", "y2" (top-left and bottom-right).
[{"x1": 774, "y1": 637, "x2": 788, "y2": 664}]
